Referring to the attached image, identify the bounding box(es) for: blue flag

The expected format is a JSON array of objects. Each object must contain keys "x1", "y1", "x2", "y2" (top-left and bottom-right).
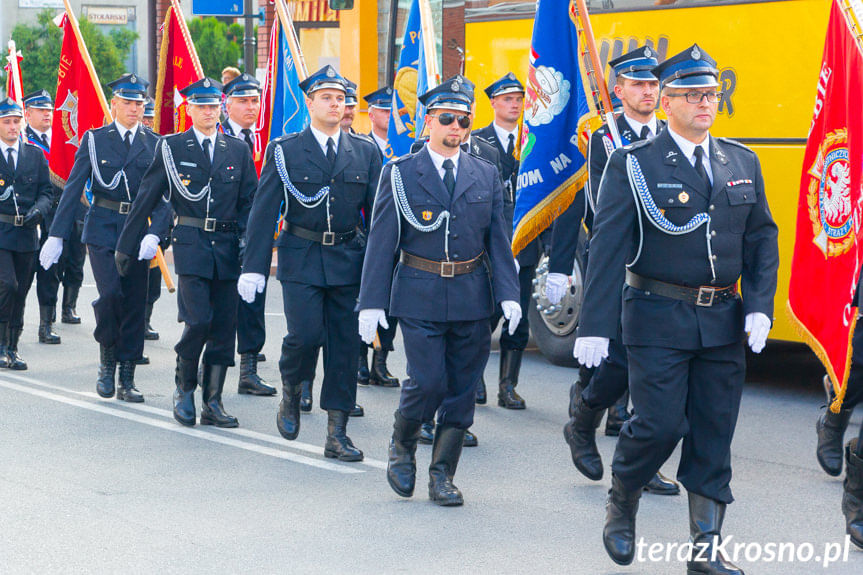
[
  {"x1": 269, "y1": 23, "x2": 309, "y2": 139},
  {"x1": 512, "y1": 0, "x2": 596, "y2": 254}
]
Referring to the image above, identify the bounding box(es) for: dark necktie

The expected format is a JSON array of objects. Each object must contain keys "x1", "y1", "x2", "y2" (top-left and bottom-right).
[
  {"x1": 442, "y1": 158, "x2": 455, "y2": 196},
  {"x1": 41, "y1": 133, "x2": 49, "y2": 148},
  {"x1": 693, "y1": 146, "x2": 711, "y2": 193},
  {"x1": 326, "y1": 137, "x2": 336, "y2": 167},
  {"x1": 640, "y1": 125, "x2": 651, "y2": 140},
  {"x1": 506, "y1": 133, "x2": 515, "y2": 156},
  {"x1": 241, "y1": 128, "x2": 254, "y2": 154},
  {"x1": 6, "y1": 148, "x2": 15, "y2": 173},
  {"x1": 123, "y1": 131, "x2": 131, "y2": 151},
  {"x1": 202, "y1": 138, "x2": 212, "y2": 171}
]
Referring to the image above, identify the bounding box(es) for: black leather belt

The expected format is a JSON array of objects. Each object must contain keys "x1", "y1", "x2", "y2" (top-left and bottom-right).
[
  {"x1": 400, "y1": 250, "x2": 484, "y2": 278},
  {"x1": 625, "y1": 270, "x2": 737, "y2": 307},
  {"x1": 177, "y1": 216, "x2": 238, "y2": 233},
  {"x1": 285, "y1": 222, "x2": 356, "y2": 246},
  {"x1": 93, "y1": 196, "x2": 132, "y2": 214},
  {"x1": 0, "y1": 213, "x2": 24, "y2": 226}
]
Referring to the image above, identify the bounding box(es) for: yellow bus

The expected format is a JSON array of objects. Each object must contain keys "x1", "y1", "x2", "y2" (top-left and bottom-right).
[{"x1": 459, "y1": 0, "x2": 829, "y2": 363}]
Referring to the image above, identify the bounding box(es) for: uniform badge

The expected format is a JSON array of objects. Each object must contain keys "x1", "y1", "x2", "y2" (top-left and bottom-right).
[
  {"x1": 227, "y1": 165, "x2": 234, "y2": 171},
  {"x1": 422, "y1": 210, "x2": 433, "y2": 221},
  {"x1": 326, "y1": 68, "x2": 335, "y2": 78},
  {"x1": 203, "y1": 78, "x2": 211, "y2": 88},
  {"x1": 452, "y1": 81, "x2": 460, "y2": 92},
  {"x1": 644, "y1": 47, "x2": 652, "y2": 58},
  {"x1": 678, "y1": 191, "x2": 690, "y2": 204},
  {"x1": 806, "y1": 129, "x2": 853, "y2": 256},
  {"x1": 182, "y1": 177, "x2": 191, "y2": 186},
  {"x1": 130, "y1": 74, "x2": 137, "y2": 83},
  {"x1": 692, "y1": 46, "x2": 702, "y2": 60},
  {"x1": 0, "y1": 178, "x2": 4, "y2": 186}
]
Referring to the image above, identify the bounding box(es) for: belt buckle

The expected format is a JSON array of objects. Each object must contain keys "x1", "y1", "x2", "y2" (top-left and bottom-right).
[
  {"x1": 119, "y1": 201, "x2": 131, "y2": 215},
  {"x1": 696, "y1": 286, "x2": 715, "y2": 307},
  {"x1": 322, "y1": 231, "x2": 335, "y2": 246},
  {"x1": 440, "y1": 261, "x2": 455, "y2": 278},
  {"x1": 13, "y1": 215, "x2": 23, "y2": 227},
  {"x1": 204, "y1": 218, "x2": 217, "y2": 232}
]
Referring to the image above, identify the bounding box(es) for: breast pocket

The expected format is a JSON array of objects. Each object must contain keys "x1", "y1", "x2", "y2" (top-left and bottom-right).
[
  {"x1": 343, "y1": 169, "x2": 369, "y2": 201},
  {"x1": 289, "y1": 168, "x2": 324, "y2": 186},
  {"x1": 725, "y1": 185, "x2": 756, "y2": 233},
  {"x1": 650, "y1": 188, "x2": 698, "y2": 226}
]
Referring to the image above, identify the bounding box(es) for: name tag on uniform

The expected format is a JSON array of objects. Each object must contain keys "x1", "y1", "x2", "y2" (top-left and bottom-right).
[
  {"x1": 180, "y1": 161, "x2": 197, "y2": 168},
  {"x1": 656, "y1": 182, "x2": 683, "y2": 189}
]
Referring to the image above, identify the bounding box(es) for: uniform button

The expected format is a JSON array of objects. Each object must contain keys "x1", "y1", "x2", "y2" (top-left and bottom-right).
[
  {"x1": 451, "y1": 234, "x2": 459, "y2": 239},
  {"x1": 452, "y1": 215, "x2": 457, "y2": 220},
  {"x1": 211, "y1": 241, "x2": 215, "y2": 246},
  {"x1": 709, "y1": 204, "x2": 715, "y2": 211},
  {"x1": 711, "y1": 230, "x2": 716, "y2": 237},
  {"x1": 453, "y1": 254, "x2": 459, "y2": 259},
  {"x1": 669, "y1": 198, "x2": 674, "y2": 204},
  {"x1": 330, "y1": 179, "x2": 335, "y2": 184},
  {"x1": 711, "y1": 254, "x2": 717, "y2": 260},
  {"x1": 304, "y1": 176, "x2": 309, "y2": 181}
]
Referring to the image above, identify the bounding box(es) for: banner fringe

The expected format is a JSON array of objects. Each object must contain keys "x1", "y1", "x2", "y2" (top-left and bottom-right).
[{"x1": 152, "y1": 6, "x2": 172, "y2": 135}]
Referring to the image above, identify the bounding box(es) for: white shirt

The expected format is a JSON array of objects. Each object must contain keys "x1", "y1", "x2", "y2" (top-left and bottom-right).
[
  {"x1": 115, "y1": 121, "x2": 139, "y2": 146},
  {"x1": 310, "y1": 125, "x2": 340, "y2": 157},
  {"x1": 370, "y1": 131, "x2": 388, "y2": 155},
  {"x1": 667, "y1": 127, "x2": 713, "y2": 185},
  {"x1": 492, "y1": 122, "x2": 518, "y2": 153},
  {"x1": 1, "y1": 139, "x2": 20, "y2": 169},
  {"x1": 193, "y1": 127, "x2": 216, "y2": 162},
  {"x1": 623, "y1": 114, "x2": 658, "y2": 139},
  {"x1": 29, "y1": 126, "x2": 51, "y2": 145},
  {"x1": 228, "y1": 118, "x2": 254, "y2": 139},
  {"x1": 427, "y1": 145, "x2": 460, "y2": 181}
]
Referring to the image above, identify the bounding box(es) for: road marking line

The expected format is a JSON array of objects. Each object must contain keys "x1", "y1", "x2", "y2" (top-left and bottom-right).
[
  {"x1": 0, "y1": 376, "x2": 363, "y2": 474},
  {"x1": 1, "y1": 372, "x2": 388, "y2": 470}
]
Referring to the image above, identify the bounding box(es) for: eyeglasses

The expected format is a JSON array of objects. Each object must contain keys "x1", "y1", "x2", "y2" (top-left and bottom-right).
[
  {"x1": 666, "y1": 91, "x2": 723, "y2": 104},
  {"x1": 430, "y1": 113, "x2": 471, "y2": 129}
]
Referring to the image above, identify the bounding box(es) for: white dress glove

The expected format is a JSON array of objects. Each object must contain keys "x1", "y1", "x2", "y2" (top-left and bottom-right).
[
  {"x1": 545, "y1": 272, "x2": 569, "y2": 305},
  {"x1": 237, "y1": 272, "x2": 266, "y2": 304},
  {"x1": 501, "y1": 300, "x2": 522, "y2": 335},
  {"x1": 745, "y1": 312, "x2": 771, "y2": 354},
  {"x1": 138, "y1": 234, "x2": 160, "y2": 261},
  {"x1": 358, "y1": 309, "x2": 388, "y2": 345},
  {"x1": 573, "y1": 336, "x2": 609, "y2": 368},
  {"x1": 39, "y1": 236, "x2": 64, "y2": 270}
]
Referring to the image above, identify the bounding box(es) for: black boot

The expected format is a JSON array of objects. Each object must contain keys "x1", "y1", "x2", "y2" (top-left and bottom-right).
[
  {"x1": 300, "y1": 380, "x2": 313, "y2": 412},
  {"x1": 257, "y1": 352, "x2": 266, "y2": 362},
  {"x1": 357, "y1": 346, "x2": 370, "y2": 385},
  {"x1": 603, "y1": 475, "x2": 641, "y2": 566},
  {"x1": 173, "y1": 356, "x2": 197, "y2": 426},
  {"x1": 463, "y1": 429, "x2": 478, "y2": 447},
  {"x1": 277, "y1": 379, "x2": 302, "y2": 440},
  {"x1": 644, "y1": 471, "x2": 681, "y2": 495},
  {"x1": 418, "y1": 420, "x2": 435, "y2": 444},
  {"x1": 428, "y1": 425, "x2": 465, "y2": 506},
  {"x1": 61, "y1": 286, "x2": 81, "y2": 324},
  {"x1": 116, "y1": 360, "x2": 144, "y2": 402},
  {"x1": 686, "y1": 492, "x2": 744, "y2": 574},
  {"x1": 350, "y1": 403, "x2": 364, "y2": 417},
  {"x1": 0, "y1": 321, "x2": 9, "y2": 369},
  {"x1": 475, "y1": 375, "x2": 487, "y2": 405},
  {"x1": 38, "y1": 305, "x2": 61, "y2": 344},
  {"x1": 563, "y1": 382, "x2": 605, "y2": 480},
  {"x1": 497, "y1": 349, "x2": 526, "y2": 409},
  {"x1": 843, "y1": 439, "x2": 863, "y2": 549},
  {"x1": 96, "y1": 345, "x2": 116, "y2": 397},
  {"x1": 605, "y1": 389, "x2": 630, "y2": 436},
  {"x1": 370, "y1": 349, "x2": 400, "y2": 387},
  {"x1": 136, "y1": 355, "x2": 150, "y2": 365},
  {"x1": 816, "y1": 403, "x2": 854, "y2": 476},
  {"x1": 143, "y1": 303, "x2": 159, "y2": 340},
  {"x1": 5, "y1": 327, "x2": 26, "y2": 370},
  {"x1": 388, "y1": 410, "x2": 422, "y2": 497},
  {"x1": 237, "y1": 353, "x2": 276, "y2": 396},
  {"x1": 200, "y1": 364, "x2": 238, "y2": 427},
  {"x1": 324, "y1": 410, "x2": 364, "y2": 461}
]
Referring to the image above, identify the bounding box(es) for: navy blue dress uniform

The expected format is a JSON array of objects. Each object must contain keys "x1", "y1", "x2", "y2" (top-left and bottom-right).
[
  {"x1": 47, "y1": 74, "x2": 164, "y2": 401},
  {"x1": 473, "y1": 72, "x2": 535, "y2": 410},
  {"x1": 219, "y1": 73, "x2": 276, "y2": 397},
  {"x1": 576, "y1": 46, "x2": 778, "y2": 570},
  {"x1": 240, "y1": 66, "x2": 382, "y2": 461},
  {"x1": 363, "y1": 87, "x2": 394, "y2": 160},
  {"x1": 141, "y1": 97, "x2": 164, "y2": 342},
  {"x1": 359, "y1": 78, "x2": 520, "y2": 505},
  {"x1": 115, "y1": 77, "x2": 255, "y2": 428},
  {"x1": 0, "y1": 99, "x2": 53, "y2": 370}
]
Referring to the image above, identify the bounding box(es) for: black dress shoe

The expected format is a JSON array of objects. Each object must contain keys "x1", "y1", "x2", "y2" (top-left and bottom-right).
[
  {"x1": 497, "y1": 349, "x2": 526, "y2": 409},
  {"x1": 199, "y1": 364, "x2": 238, "y2": 427},
  {"x1": 299, "y1": 380, "x2": 313, "y2": 412},
  {"x1": 370, "y1": 349, "x2": 400, "y2": 387},
  {"x1": 135, "y1": 355, "x2": 150, "y2": 365},
  {"x1": 96, "y1": 345, "x2": 117, "y2": 398},
  {"x1": 644, "y1": 472, "x2": 680, "y2": 496},
  {"x1": 475, "y1": 376, "x2": 487, "y2": 404},
  {"x1": 603, "y1": 475, "x2": 641, "y2": 566},
  {"x1": 0, "y1": 322, "x2": 9, "y2": 369},
  {"x1": 605, "y1": 390, "x2": 630, "y2": 436},
  {"x1": 257, "y1": 352, "x2": 266, "y2": 362},
  {"x1": 817, "y1": 404, "x2": 854, "y2": 476},
  {"x1": 324, "y1": 410, "x2": 363, "y2": 461},
  {"x1": 116, "y1": 361, "x2": 144, "y2": 403},
  {"x1": 388, "y1": 410, "x2": 422, "y2": 497},
  {"x1": 563, "y1": 388, "x2": 605, "y2": 481},
  {"x1": 277, "y1": 381, "x2": 302, "y2": 440},
  {"x1": 38, "y1": 305, "x2": 61, "y2": 344},
  {"x1": 686, "y1": 493, "x2": 744, "y2": 574},
  {"x1": 237, "y1": 353, "x2": 277, "y2": 395},
  {"x1": 463, "y1": 429, "x2": 478, "y2": 447},
  {"x1": 844, "y1": 439, "x2": 863, "y2": 549},
  {"x1": 428, "y1": 425, "x2": 465, "y2": 506},
  {"x1": 349, "y1": 403, "x2": 364, "y2": 417},
  {"x1": 418, "y1": 421, "x2": 435, "y2": 444},
  {"x1": 173, "y1": 356, "x2": 197, "y2": 426},
  {"x1": 5, "y1": 327, "x2": 27, "y2": 370},
  {"x1": 357, "y1": 347, "x2": 370, "y2": 385}
]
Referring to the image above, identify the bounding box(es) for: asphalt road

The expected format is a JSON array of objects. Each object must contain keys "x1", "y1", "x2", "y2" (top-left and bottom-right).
[{"x1": 1, "y1": 265, "x2": 861, "y2": 574}]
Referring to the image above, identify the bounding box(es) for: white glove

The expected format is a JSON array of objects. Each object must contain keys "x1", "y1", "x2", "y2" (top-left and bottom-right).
[
  {"x1": 513, "y1": 258, "x2": 520, "y2": 274},
  {"x1": 39, "y1": 236, "x2": 64, "y2": 270},
  {"x1": 138, "y1": 234, "x2": 160, "y2": 261},
  {"x1": 573, "y1": 336, "x2": 609, "y2": 368},
  {"x1": 358, "y1": 309, "x2": 388, "y2": 345},
  {"x1": 501, "y1": 300, "x2": 522, "y2": 335},
  {"x1": 745, "y1": 312, "x2": 771, "y2": 354},
  {"x1": 545, "y1": 272, "x2": 569, "y2": 305},
  {"x1": 237, "y1": 272, "x2": 266, "y2": 303}
]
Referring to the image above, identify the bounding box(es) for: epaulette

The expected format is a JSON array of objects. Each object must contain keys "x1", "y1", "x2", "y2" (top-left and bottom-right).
[
  {"x1": 595, "y1": 126, "x2": 608, "y2": 136},
  {"x1": 22, "y1": 140, "x2": 42, "y2": 150},
  {"x1": 467, "y1": 150, "x2": 496, "y2": 168},
  {"x1": 716, "y1": 137, "x2": 754, "y2": 154},
  {"x1": 273, "y1": 132, "x2": 302, "y2": 145},
  {"x1": 621, "y1": 138, "x2": 651, "y2": 152},
  {"x1": 348, "y1": 131, "x2": 375, "y2": 144},
  {"x1": 222, "y1": 131, "x2": 243, "y2": 142}
]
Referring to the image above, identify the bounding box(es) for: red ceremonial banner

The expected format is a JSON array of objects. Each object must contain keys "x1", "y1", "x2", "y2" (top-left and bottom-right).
[
  {"x1": 48, "y1": 8, "x2": 111, "y2": 186},
  {"x1": 788, "y1": 0, "x2": 863, "y2": 410},
  {"x1": 153, "y1": 0, "x2": 204, "y2": 135},
  {"x1": 4, "y1": 43, "x2": 24, "y2": 105}
]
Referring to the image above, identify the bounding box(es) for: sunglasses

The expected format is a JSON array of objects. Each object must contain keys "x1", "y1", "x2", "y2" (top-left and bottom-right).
[{"x1": 431, "y1": 113, "x2": 471, "y2": 129}]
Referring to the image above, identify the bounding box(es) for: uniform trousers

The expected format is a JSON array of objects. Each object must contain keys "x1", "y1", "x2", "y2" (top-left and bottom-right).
[
  {"x1": 398, "y1": 317, "x2": 491, "y2": 429},
  {"x1": 175, "y1": 273, "x2": 238, "y2": 366},
  {"x1": 611, "y1": 342, "x2": 745, "y2": 504},
  {"x1": 87, "y1": 244, "x2": 147, "y2": 361},
  {"x1": 581, "y1": 337, "x2": 629, "y2": 410},
  {"x1": 237, "y1": 278, "x2": 267, "y2": 355},
  {"x1": 146, "y1": 264, "x2": 162, "y2": 306},
  {"x1": 0, "y1": 249, "x2": 36, "y2": 327},
  {"x1": 278, "y1": 280, "x2": 359, "y2": 413},
  {"x1": 490, "y1": 263, "x2": 534, "y2": 351},
  {"x1": 36, "y1": 213, "x2": 61, "y2": 307}
]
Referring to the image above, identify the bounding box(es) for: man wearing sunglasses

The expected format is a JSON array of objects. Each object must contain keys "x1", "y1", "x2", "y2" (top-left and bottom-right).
[
  {"x1": 358, "y1": 77, "x2": 520, "y2": 506},
  {"x1": 574, "y1": 45, "x2": 778, "y2": 573}
]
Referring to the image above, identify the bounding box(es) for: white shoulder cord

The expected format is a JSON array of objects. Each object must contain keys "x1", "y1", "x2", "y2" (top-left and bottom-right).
[
  {"x1": 625, "y1": 154, "x2": 716, "y2": 282},
  {"x1": 161, "y1": 140, "x2": 215, "y2": 221},
  {"x1": 0, "y1": 184, "x2": 19, "y2": 217},
  {"x1": 391, "y1": 164, "x2": 451, "y2": 261},
  {"x1": 273, "y1": 143, "x2": 333, "y2": 235},
  {"x1": 87, "y1": 131, "x2": 131, "y2": 201}
]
